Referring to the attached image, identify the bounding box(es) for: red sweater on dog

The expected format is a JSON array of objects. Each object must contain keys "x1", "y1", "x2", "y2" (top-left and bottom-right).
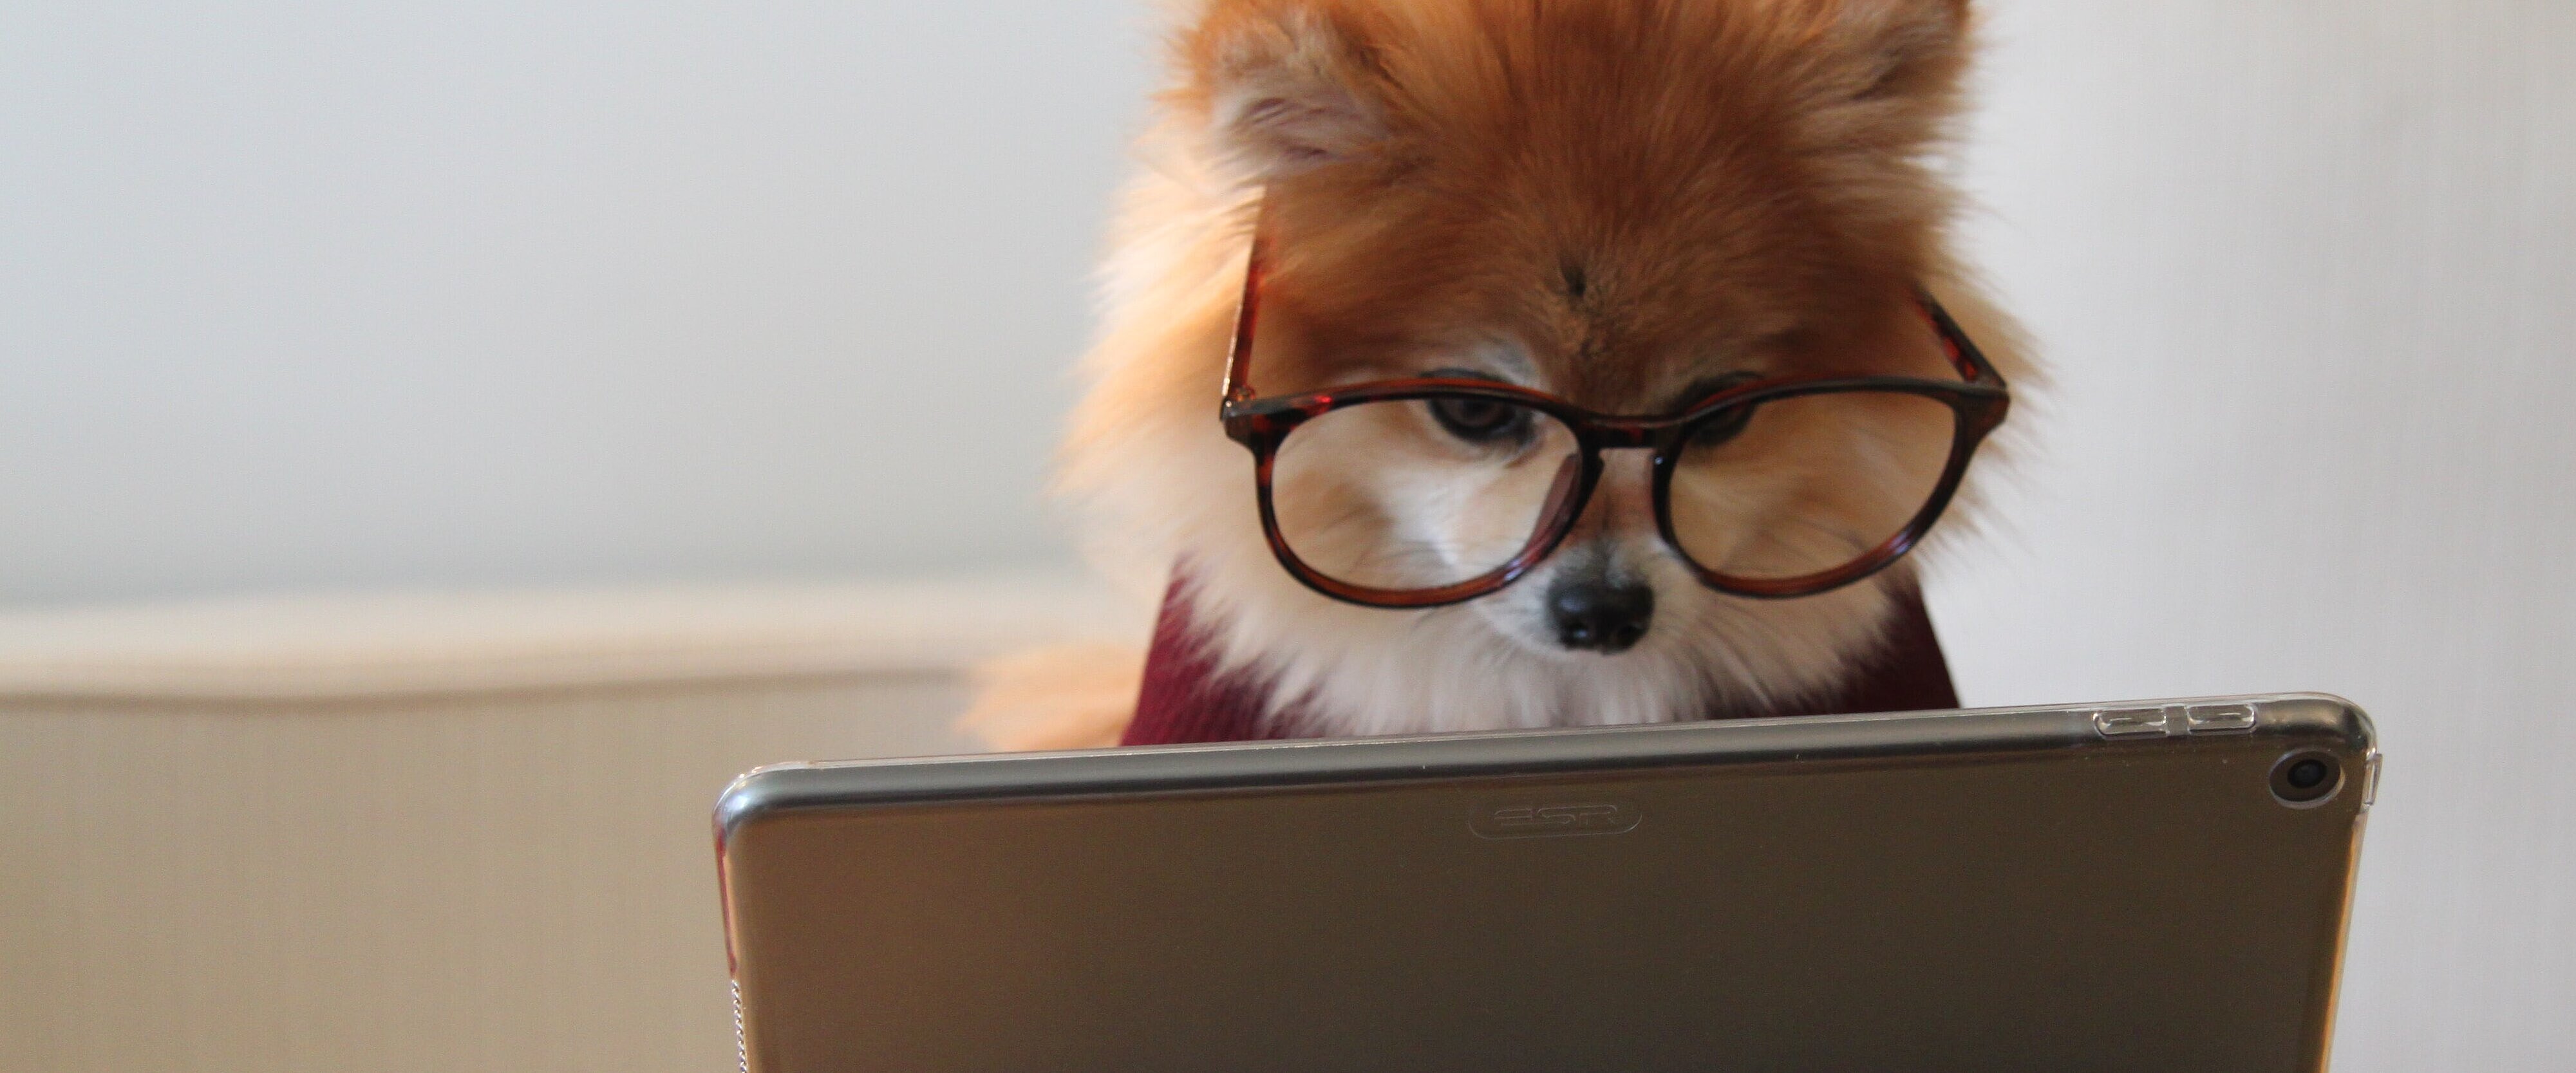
[{"x1": 1122, "y1": 580, "x2": 1960, "y2": 746}]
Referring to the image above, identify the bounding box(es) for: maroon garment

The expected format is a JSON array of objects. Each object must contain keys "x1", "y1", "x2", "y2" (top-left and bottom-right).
[{"x1": 1122, "y1": 577, "x2": 1960, "y2": 747}]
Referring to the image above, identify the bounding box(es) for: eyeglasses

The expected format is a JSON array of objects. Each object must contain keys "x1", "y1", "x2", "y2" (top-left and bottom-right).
[{"x1": 1219, "y1": 224, "x2": 2011, "y2": 611}]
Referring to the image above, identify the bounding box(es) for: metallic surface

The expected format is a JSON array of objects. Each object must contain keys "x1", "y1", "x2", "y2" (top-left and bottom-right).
[{"x1": 717, "y1": 695, "x2": 2374, "y2": 1072}]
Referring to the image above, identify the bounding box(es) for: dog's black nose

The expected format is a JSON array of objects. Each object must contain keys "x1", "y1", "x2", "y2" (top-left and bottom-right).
[{"x1": 1548, "y1": 579, "x2": 1655, "y2": 653}]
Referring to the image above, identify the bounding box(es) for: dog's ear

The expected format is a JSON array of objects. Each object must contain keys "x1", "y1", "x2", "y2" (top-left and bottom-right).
[
  {"x1": 1829, "y1": 0, "x2": 1973, "y2": 103},
  {"x1": 1182, "y1": 2, "x2": 1395, "y2": 181}
]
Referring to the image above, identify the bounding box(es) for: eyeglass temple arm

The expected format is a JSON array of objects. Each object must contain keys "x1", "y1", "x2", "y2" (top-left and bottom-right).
[
  {"x1": 1221, "y1": 234, "x2": 1269, "y2": 408},
  {"x1": 1917, "y1": 290, "x2": 2005, "y2": 389}
]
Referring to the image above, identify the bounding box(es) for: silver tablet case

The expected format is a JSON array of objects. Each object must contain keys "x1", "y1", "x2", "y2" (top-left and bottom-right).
[{"x1": 716, "y1": 694, "x2": 2376, "y2": 1072}]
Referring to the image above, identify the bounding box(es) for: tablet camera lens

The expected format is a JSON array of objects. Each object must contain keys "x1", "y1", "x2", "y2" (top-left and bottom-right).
[
  {"x1": 2286, "y1": 759, "x2": 2329, "y2": 790},
  {"x1": 2270, "y1": 751, "x2": 2344, "y2": 807}
]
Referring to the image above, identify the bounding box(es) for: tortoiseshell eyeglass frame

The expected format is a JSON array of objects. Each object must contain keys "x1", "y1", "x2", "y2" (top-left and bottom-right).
[{"x1": 1218, "y1": 225, "x2": 2012, "y2": 611}]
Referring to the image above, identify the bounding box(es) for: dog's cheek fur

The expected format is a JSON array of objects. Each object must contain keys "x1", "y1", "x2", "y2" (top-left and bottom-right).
[{"x1": 1058, "y1": 0, "x2": 2034, "y2": 737}]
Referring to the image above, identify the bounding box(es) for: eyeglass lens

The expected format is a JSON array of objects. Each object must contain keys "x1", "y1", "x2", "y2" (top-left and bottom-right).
[
  {"x1": 1269, "y1": 398, "x2": 1580, "y2": 592},
  {"x1": 1665, "y1": 390, "x2": 1957, "y2": 584}
]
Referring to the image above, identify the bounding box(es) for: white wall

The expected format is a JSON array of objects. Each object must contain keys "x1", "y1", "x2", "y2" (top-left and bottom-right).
[
  {"x1": 4, "y1": 0, "x2": 2571, "y2": 1067},
  {"x1": 1933, "y1": 3, "x2": 2575, "y2": 1068},
  {"x1": 0, "y1": 1, "x2": 1149, "y2": 602}
]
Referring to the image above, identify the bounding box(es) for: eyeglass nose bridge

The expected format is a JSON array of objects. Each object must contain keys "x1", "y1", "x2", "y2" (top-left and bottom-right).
[
  {"x1": 1577, "y1": 418, "x2": 1680, "y2": 453},
  {"x1": 1530, "y1": 424, "x2": 1682, "y2": 552}
]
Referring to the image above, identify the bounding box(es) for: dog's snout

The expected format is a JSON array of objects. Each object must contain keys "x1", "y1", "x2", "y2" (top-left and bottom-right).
[{"x1": 1547, "y1": 577, "x2": 1655, "y2": 653}]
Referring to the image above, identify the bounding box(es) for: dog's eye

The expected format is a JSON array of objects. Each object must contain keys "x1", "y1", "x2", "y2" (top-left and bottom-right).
[
  {"x1": 1420, "y1": 368, "x2": 1535, "y2": 445},
  {"x1": 1688, "y1": 404, "x2": 1756, "y2": 449},
  {"x1": 1427, "y1": 395, "x2": 1532, "y2": 443},
  {"x1": 1678, "y1": 371, "x2": 1763, "y2": 450}
]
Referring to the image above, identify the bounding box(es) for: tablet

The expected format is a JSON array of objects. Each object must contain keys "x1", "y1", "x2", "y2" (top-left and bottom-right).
[{"x1": 715, "y1": 693, "x2": 2376, "y2": 1072}]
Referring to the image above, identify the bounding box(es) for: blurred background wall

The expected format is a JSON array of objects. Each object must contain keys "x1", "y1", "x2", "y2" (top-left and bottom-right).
[
  {"x1": 0, "y1": 1, "x2": 1146, "y2": 602},
  {"x1": 3, "y1": 1, "x2": 2569, "y2": 1070}
]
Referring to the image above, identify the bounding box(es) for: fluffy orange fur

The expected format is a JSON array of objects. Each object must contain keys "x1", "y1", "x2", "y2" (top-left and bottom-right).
[{"x1": 968, "y1": 0, "x2": 2031, "y2": 748}]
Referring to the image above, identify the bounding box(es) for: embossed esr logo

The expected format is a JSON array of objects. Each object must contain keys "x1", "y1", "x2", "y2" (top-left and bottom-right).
[{"x1": 1471, "y1": 800, "x2": 1642, "y2": 839}]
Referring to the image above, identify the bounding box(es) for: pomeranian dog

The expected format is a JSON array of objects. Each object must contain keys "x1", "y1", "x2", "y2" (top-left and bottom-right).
[{"x1": 968, "y1": 0, "x2": 2029, "y2": 749}]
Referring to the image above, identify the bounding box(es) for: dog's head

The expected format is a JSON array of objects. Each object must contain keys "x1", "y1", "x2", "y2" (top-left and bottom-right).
[{"x1": 1172, "y1": 0, "x2": 1980, "y2": 667}]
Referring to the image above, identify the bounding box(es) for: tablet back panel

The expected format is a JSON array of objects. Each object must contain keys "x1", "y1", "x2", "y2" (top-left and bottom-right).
[{"x1": 717, "y1": 695, "x2": 2374, "y2": 1073}]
